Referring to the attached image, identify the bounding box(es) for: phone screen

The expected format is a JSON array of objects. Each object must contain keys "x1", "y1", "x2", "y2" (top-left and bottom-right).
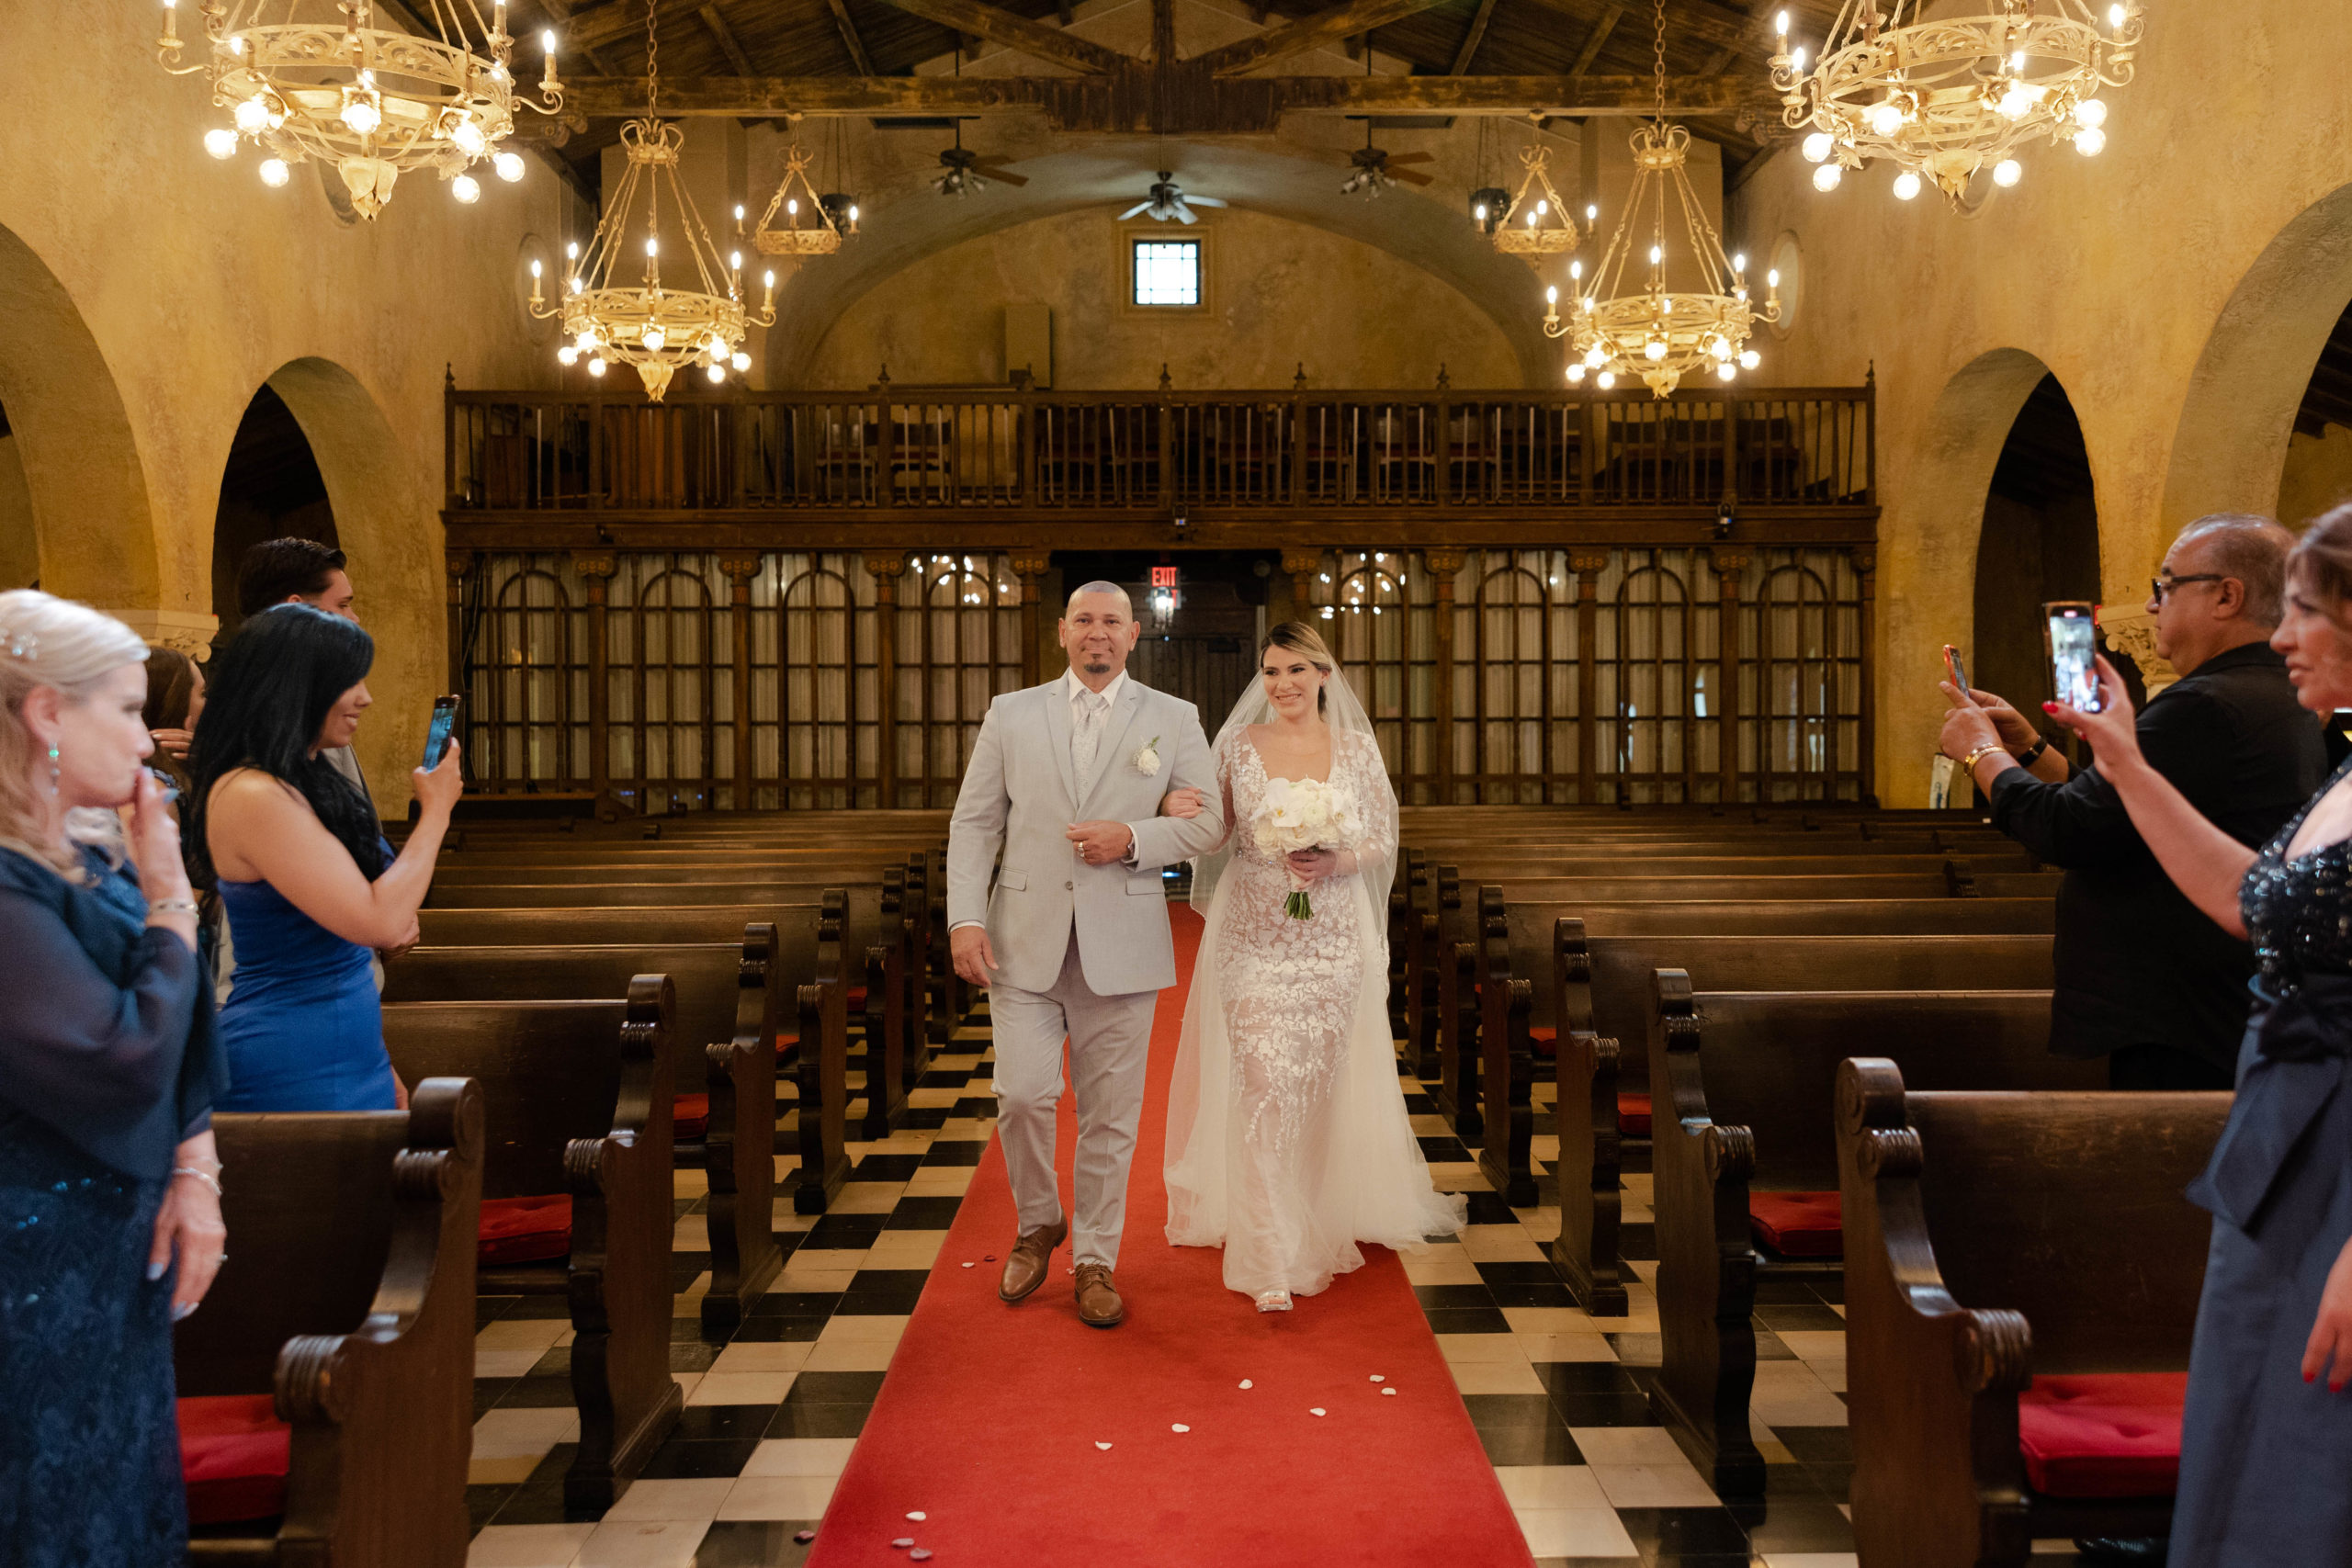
[
  {"x1": 424, "y1": 698, "x2": 459, "y2": 770},
  {"x1": 1942, "y1": 644, "x2": 1970, "y2": 695},
  {"x1": 2047, "y1": 607, "x2": 2102, "y2": 713}
]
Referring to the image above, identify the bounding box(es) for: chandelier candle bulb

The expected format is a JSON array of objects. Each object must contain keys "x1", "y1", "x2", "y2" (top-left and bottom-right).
[
  {"x1": 451, "y1": 174, "x2": 481, "y2": 203},
  {"x1": 205, "y1": 127, "x2": 238, "y2": 159},
  {"x1": 494, "y1": 152, "x2": 524, "y2": 182},
  {"x1": 258, "y1": 157, "x2": 289, "y2": 187},
  {"x1": 2075, "y1": 126, "x2": 2106, "y2": 154},
  {"x1": 1994, "y1": 157, "x2": 2023, "y2": 186},
  {"x1": 1894, "y1": 170, "x2": 1923, "y2": 200}
]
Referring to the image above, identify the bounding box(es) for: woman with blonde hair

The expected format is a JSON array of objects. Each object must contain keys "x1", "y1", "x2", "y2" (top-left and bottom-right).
[
  {"x1": 0, "y1": 590, "x2": 230, "y2": 1564},
  {"x1": 1159, "y1": 621, "x2": 1464, "y2": 1311}
]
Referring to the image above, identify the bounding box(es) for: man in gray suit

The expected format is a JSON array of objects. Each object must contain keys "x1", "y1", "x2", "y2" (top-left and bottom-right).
[{"x1": 947, "y1": 582, "x2": 1225, "y2": 1327}]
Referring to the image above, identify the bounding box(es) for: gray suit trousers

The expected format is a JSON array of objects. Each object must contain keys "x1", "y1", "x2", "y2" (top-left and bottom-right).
[{"x1": 986, "y1": 931, "x2": 1159, "y2": 1269}]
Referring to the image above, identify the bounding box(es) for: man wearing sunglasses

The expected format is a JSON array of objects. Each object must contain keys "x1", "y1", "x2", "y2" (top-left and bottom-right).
[{"x1": 1939, "y1": 513, "x2": 2324, "y2": 1092}]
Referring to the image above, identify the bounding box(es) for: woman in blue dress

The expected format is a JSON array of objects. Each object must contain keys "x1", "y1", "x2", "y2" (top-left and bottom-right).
[
  {"x1": 2048, "y1": 504, "x2": 2352, "y2": 1566},
  {"x1": 186, "y1": 605, "x2": 461, "y2": 1112},
  {"x1": 0, "y1": 590, "x2": 231, "y2": 1566}
]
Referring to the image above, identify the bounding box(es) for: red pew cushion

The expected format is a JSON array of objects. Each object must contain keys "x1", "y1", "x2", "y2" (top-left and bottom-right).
[
  {"x1": 1748, "y1": 1190, "x2": 1842, "y2": 1258},
  {"x1": 777, "y1": 1032, "x2": 798, "y2": 1063},
  {"x1": 2018, "y1": 1373, "x2": 2189, "y2": 1498},
  {"x1": 847, "y1": 986, "x2": 868, "y2": 1010},
  {"x1": 479, "y1": 1194, "x2": 573, "y2": 1265},
  {"x1": 1617, "y1": 1093, "x2": 1653, "y2": 1136},
  {"x1": 179, "y1": 1394, "x2": 290, "y2": 1525},
  {"x1": 673, "y1": 1093, "x2": 710, "y2": 1140},
  {"x1": 1529, "y1": 1026, "x2": 1556, "y2": 1060}
]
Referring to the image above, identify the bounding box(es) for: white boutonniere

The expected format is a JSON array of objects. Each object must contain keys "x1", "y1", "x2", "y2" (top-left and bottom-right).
[{"x1": 1133, "y1": 736, "x2": 1162, "y2": 776}]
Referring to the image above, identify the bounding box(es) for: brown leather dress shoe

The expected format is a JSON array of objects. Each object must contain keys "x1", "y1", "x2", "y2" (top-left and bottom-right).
[
  {"x1": 1074, "y1": 1261, "x2": 1125, "y2": 1327},
  {"x1": 998, "y1": 1219, "x2": 1068, "y2": 1303}
]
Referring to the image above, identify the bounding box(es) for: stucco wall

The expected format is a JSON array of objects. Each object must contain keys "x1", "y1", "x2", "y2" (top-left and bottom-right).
[
  {"x1": 0, "y1": 0, "x2": 586, "y2": 787},
  {"x1": 1733, "y1": 0, "x2": 2352, "y2": 800},
  {"x1": 799, "y1": 205, "x2": 1523, "y2": 390}
]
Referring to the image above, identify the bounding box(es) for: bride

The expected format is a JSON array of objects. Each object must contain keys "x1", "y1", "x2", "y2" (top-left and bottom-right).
[{"x1": 1159, "y1": 621, "x2": 1466, "y2": 1311}]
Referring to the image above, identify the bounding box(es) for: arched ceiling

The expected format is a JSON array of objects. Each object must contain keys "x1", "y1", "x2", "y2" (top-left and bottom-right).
[{"x1": 761, "y1": 134, "x2": 1564, "y2": 385}]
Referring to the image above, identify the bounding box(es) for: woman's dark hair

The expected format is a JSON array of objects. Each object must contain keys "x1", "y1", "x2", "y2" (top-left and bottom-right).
[
  {"x1": 142, "y1": 647, "x2": 200, "y2": 733},
  {"x1": 185, "y1": 605, "x2": 383, "y2": 884},
  {"x1": 141, "y1": 646, "x2": 201, "y2": 796}
]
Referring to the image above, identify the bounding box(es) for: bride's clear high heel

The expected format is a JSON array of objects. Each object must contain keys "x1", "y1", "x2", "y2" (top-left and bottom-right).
[{"x1": 1255, "y1": 1291, "x2": 1293, "y2": 1313}]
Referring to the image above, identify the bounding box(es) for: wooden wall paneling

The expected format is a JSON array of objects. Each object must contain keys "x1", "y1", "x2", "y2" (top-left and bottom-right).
[
  {"x1": 866, "y1": 552, "x2": 905, "y2": 806},
  {"x1": 1012, "y1": 553, "x2": 1050, "y2": 687},
  {"x1": 1712, "y1": 547, "x2": 1748, "y2": 805},
  {"x1": 1857, "y1": 547, "x2": 1878, "y2": 805},
  {"x1": 577, "y1": 555, "x2": 616, "y2": 802},
  {"x1": 721, "y1": 555, "x2": 759, "y2": 809},
  {"x1": 1426, "y1": 547, "x2": 1464, "y2": 807},
  {"x1": 1570, "y1": 547, "x2": 1607, "y2": 806}
]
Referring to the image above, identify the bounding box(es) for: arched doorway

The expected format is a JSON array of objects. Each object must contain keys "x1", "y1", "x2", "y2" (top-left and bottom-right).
[
  {"x1": 209, "y1": 383, "x2": 337, "y2": 645},
  {"x1": 1972, "y1": 374, "x2": 2100, "y2": 712},
  {"x1": 2277, "y1": 299, "x2": 2352, "y2": 527},
  {"x1": 2164, "y1": 180, "x2": 2352, "y2": 532},
  {"x1": 0, "y1": 399, "x2": 35, "y2": 590},
  {"x1": 0, "y1": 221, "x2": 158, "y2": 604}
]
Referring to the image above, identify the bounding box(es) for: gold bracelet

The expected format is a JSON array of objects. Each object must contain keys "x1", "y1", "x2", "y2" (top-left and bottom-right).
[{"x1": 1959, "y1": 742, "x2": 2008, "y2": 773}]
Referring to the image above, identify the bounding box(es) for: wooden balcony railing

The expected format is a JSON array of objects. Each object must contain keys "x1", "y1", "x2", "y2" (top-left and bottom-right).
[{"x1": 446, "y1": 380, "x2": 1876, "y2": 522}]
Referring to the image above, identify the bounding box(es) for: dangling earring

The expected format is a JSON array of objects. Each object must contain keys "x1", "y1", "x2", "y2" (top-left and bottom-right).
[{"x1": 46, "y1": 745, "x2": 58, "y2": 797}]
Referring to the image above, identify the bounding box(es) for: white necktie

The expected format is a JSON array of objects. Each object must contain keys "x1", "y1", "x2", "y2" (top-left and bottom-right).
[{"x1": 1072, "y1": 688, "x2": 1108, "y2": 795}]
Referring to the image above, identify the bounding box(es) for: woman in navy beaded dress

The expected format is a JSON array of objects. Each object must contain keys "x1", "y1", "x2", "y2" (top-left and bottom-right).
[
  {"x1": 0, "y1": 591, "x2": 230, "y2": 1567},
  {"x1": 2048, "y1": 504, "x2": 2352, "y2": 1566}
]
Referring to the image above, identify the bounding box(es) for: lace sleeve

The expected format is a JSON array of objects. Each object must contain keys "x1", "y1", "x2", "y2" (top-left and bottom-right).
[{"x1": 1345, "y1": 731, "x2": 1396, "y2": 870}]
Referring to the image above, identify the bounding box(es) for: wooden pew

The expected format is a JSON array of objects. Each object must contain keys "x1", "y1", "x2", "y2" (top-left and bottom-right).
[
  {"x1": 412, "y1": 898, "x2": 859, "y2": 1219},
  {"x1": 387, "y1": 931, "x2": 786, "y2": 1334},
  {"x1": 1837, "y1": 1059, "x2": 2227, "y2": 1565},
  {"x1": 1642, "y1": 975, "x2": 2103, "y2": 1497},
  {"x1": 381, "y1": 978, "x2": 681, "y2": 1513},
  {"x1": 175, "y1": 1078, "x2": 482, "y2": 1567},
  {"x1": 422, "y1": 878, "x2": 917, "y2": 1156}
]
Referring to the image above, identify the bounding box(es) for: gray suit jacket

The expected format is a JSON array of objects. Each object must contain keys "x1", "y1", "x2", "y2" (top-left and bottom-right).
[{"x1": 947, "y1": 677, "x2": 1224, "y2": 996}]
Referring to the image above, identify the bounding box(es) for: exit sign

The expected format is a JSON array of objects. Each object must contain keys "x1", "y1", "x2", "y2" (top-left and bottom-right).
[{"x1": 1150, "y1": 567, "x2": 1179, "y2": 588}]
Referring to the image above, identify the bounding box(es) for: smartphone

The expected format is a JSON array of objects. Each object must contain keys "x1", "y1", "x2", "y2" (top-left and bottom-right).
[
  {"x1": 1942, "y1": 644, "x2": 1971, "y2": 699},
  {"x1": 2044, "y1": 602, "x2": 2103, "y2": 714},
  {"x1": 423, "y1": 694, "x2": 461, "y2": 770}
]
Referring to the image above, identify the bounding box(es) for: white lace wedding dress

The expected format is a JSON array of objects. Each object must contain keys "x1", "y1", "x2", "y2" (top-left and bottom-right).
[{"x1": 1164, "y1": 723, "x2": 1467, "y2": 1303}]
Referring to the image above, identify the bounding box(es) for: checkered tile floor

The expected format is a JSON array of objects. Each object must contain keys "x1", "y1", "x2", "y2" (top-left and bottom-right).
[{"x1": 461, "y1": 1008, "x2": 2103, "y2": 1567}]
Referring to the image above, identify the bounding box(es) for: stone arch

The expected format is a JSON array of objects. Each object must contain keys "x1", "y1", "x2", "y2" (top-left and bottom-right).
[
  {"x1": 2161, "y1": 180, "x2": 2352, "y2": 531},
  {"x1": 1903, "y1": 347, "x2": 2060, "y2": 644},
  {"x1": 0, "y1": 220, "x2": 160, "y2": 604}
]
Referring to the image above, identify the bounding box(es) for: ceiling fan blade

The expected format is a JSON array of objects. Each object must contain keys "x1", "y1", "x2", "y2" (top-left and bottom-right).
[
  {"x1": 1387, "y1": 152, "x2": 1437, "y2": 164},
  {"x1": 1117, "y1": 200, "x2": 1153, "y2": 220},
  {"x1": 973, "y1": 164, "x2": 1030, "y2": 186},
  {"x1": 1394, "y1": 166, "x2": 1436, "y2": 186},
  {"x1": 1175, "y1": 203, "x2": 1198, "y2": 224},
  {"x1": 1186, "y1": 194, "x2": 1228, "y2": 208}
]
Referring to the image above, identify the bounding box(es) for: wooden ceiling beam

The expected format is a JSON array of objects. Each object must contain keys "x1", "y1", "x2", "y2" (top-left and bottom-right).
[
  {"x1": 696, "y1": 3, "x2": 756, "y2": 73},
  {"x1": 1452, "y1": 0, "x2": 1500, "y2": 74},
  {"x1": 1189, "y1": 0, "x2": 1450, "y2": 76},
  {"x1": 1566, "y1": 3, "x2": 1623, "y2": 74},
  {"x1": 873, "y1": 0, "x2": 1135, "y2": 72},
  {"x1": 1517, "y1": 0, "x2": 1770, "y2": 59},
  {"x1": 550, "y1": 69, "x2": 1776, "y2": 124},
  {"x1": 823, "y1": 0, "x2": 876, "y2": 73},
  {"x1": 563, "y1": 0, "x2": 707, "y2": 52}
]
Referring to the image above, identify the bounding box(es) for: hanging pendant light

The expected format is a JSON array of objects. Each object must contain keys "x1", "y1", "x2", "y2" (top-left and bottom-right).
[
  {"x1": 525, "y1": 0, "x2": 772, "y2": 400},
  {"x1": 1542, "y1": 0, "x2": 1781, "y2": 397}
]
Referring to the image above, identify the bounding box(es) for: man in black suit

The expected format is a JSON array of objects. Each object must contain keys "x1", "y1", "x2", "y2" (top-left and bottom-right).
[{"x1": 1939, "y1": 513, "x2": 2325, "y2": 1090}]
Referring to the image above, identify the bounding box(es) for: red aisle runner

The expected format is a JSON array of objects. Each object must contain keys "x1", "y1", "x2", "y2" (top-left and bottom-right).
[{"x1": 808, "y1": 906, "x2": 1534, "y2": 1567}]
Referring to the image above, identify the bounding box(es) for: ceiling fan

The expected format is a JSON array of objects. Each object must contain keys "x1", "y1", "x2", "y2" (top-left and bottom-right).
[
  {"x1": 1334, "y1": 121, "x2": 1435, "y2": 198},
  {"x1": 933, "y1": 122, "x2": 1027, "y2": 197},
  {"x1": 1117, "y1": 171, "x2": 1228, "y2": 224}
]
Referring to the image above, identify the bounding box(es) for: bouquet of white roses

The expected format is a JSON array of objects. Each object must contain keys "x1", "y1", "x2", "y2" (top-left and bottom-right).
[{"x1": 1250, "y1": 776, "x2": 1359, "y2": 919}]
